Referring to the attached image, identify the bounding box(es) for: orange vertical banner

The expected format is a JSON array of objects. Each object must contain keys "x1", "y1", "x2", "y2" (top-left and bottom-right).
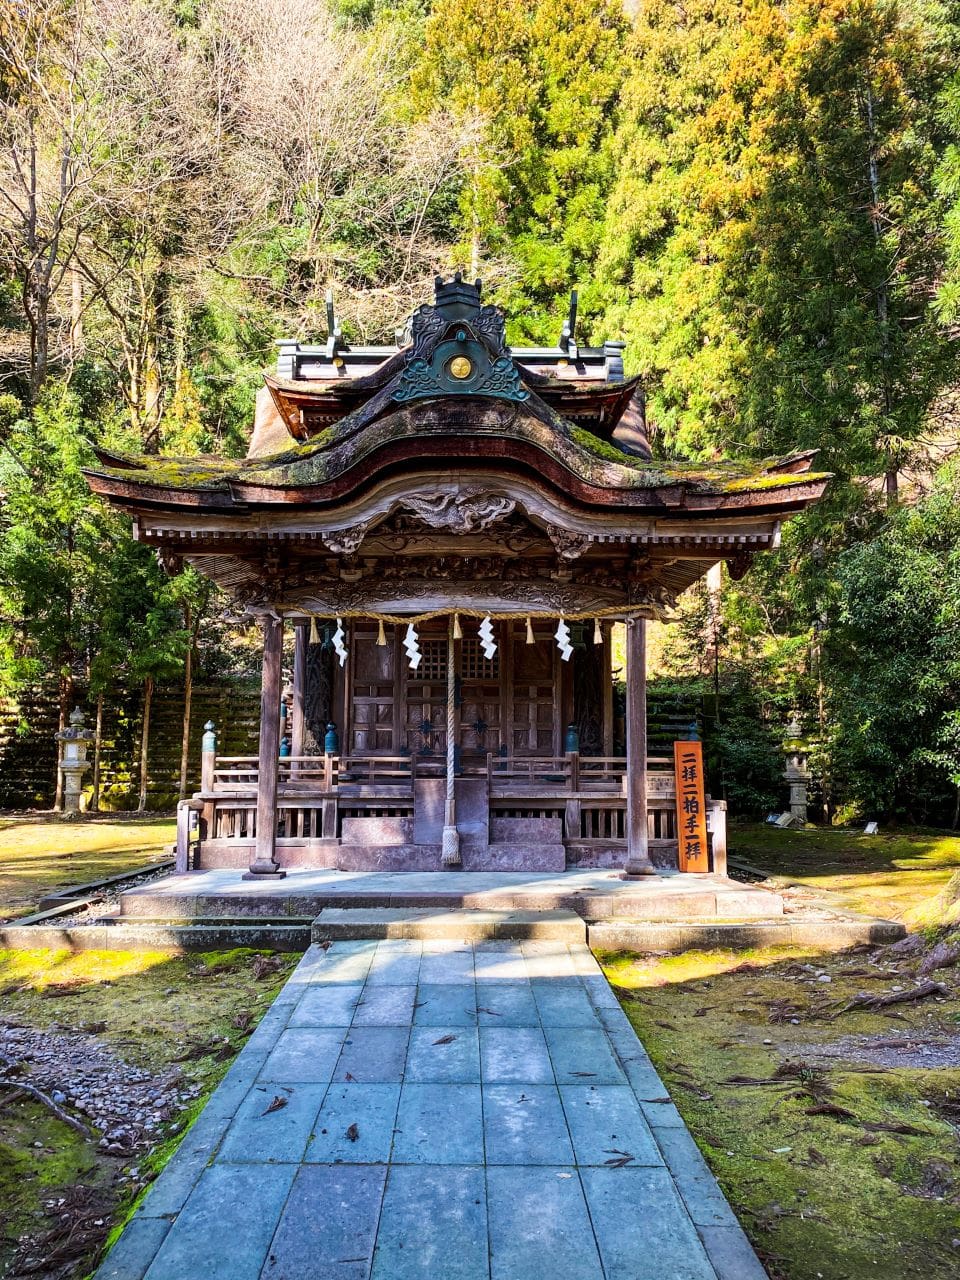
[{"x1": 674, "y1": 739, "x2": 709, "y2": 872}]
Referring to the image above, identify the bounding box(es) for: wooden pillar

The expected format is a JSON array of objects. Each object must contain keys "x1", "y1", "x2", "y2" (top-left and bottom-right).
[
  {"x1": 623, "y1": 617, "x2": 656, "y2": 878},
  {"x1": 199, "y1": 719, "x2": 217, "y2": 857},
  {"x1": 602, "y1": 621, "x2": 614, "y2": 760},
  {"x1": 245, "y1": 614, "x2": 286, "y2": 879},
  {"x1": 290, "y1": 621, "x2": 307, "y2": 762},
  {"x1": 441, "y1": 617, "x2": 461, "y2": 867}
]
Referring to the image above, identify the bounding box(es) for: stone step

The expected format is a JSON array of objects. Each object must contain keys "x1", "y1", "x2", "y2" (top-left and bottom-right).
[
  {"x1": 311, "y1": 907, "x2": 587, "y2": 943},
  {"x1": 0, "y1": 920, "x2": 311, "y2": 952},
  {"x1": 588, "y1": 915, "x2": 905, "y2": 952}
]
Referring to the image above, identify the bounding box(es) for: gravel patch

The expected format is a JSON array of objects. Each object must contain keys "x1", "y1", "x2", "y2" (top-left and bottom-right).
[
  {"x1": 1, "y1": 1022, "x2": 202, "y2": 1158},
  {"x1": 799, "y1": 1031, "x2": 960, "y2": 1070}
]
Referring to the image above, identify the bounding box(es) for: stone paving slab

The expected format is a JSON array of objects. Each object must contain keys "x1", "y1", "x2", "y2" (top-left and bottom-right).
[{"x1": 95, "y1": 940, "x2": 767, "y2": 1280}]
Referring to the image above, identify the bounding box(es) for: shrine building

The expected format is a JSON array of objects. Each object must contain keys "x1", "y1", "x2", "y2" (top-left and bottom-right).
[{"x1": 84, "y1": 277, "x2": 828, "y2": 884}]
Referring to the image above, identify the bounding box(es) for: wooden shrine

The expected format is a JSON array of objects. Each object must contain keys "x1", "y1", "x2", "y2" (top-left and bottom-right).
[{"x1": 85, "y1": 276, "x2": 828, "y2": 879}]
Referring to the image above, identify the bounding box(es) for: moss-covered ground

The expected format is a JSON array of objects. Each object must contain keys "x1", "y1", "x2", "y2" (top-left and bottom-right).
[
  {"x1": 730, "y1": 823, "x2": 960, "y2": 923},
  {"x1": 595, "y1": 825, "x2": 960, "y2": 1277},
  {"x1": 600, "y1": 934, "x2": 960, "y2": 1279},
  {"x1": 0, "y1": 946, "x2": 299, "y2": 1278},
  {"x1": 0, "y1": 815, "x2": 176, "y2": 919}
]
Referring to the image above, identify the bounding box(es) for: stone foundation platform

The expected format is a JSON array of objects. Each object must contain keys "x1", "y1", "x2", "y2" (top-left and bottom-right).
[
  {"x1": 0, "y1": 867, "x2": 907, "y2": 953},
  {"x1": 117, "y1": 867, "x2": 784, "y2": 924}
]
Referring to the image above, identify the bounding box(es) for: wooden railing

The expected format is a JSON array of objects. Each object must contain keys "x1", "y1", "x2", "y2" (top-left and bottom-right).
[
  {"x1": 485, "y1": 754, "x2": 675, "y2": 795},
  {"x1": 209, "y1": 754, "x2": 425, "y2": 793},
  {"x1": 336, "y1": 756, "x2": 419, "y2": 786},
  {"x1": 180, "y1": 749, "x2": 728, "y2": 873},
  {"x1": 209, "y1": 751, "x2": 680, "y2": 795},
  {"x1": 213, "y1": 755, "x2": 338, "y2": 791}
]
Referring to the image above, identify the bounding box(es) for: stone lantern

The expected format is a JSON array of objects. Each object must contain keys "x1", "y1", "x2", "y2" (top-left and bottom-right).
[
  {"x1": 782, "y1": 715, "x2": 811, "y2": 824},
  {"x1": 56, "y1": 706, "x2": 93, "y2": 814}
]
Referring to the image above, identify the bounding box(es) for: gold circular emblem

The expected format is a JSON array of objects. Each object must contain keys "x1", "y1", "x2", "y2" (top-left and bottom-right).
[{"x1": 449, "y1": 356, "x2": 473, "y2": 380}]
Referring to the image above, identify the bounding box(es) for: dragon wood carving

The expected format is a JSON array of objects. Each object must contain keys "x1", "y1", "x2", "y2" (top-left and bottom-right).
[
  {"x1": 545, "y1": 524, "x2": 592, "y2": 561},
  {"x1": 396, "y1": 491, "x2": 516, "y2": 533},
  {"x1": 318, "y1": 491, "x2": 517, "y2": 557}
]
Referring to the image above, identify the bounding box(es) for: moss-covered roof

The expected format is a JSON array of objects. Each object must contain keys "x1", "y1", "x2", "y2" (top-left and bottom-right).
[{"x1": 87, "y1": 394, "x2": 829, "y2": 505}]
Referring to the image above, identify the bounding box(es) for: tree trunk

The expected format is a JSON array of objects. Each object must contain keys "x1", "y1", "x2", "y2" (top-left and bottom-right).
[
  {"x1": 69, "y1": 268, "x2": 84, "y2": 363},
  {"x1": 952, "y1": 785, "x2": 960, "y2": 832},
  {"x1": 862, "y1": 82, "x2": 898, "y2": 507},
  {"x1": 137, "y1": 675, "x2": 153, "y2": 812},
  {"x1": 27, "y1": 279, "x2": 50, "y2": 403},
  {"x1": 90, "y1": 690, "x2": 104, "y2": 813},
  {"x1": 179, "y1": 602, "x2": 193, "y2": 801}
]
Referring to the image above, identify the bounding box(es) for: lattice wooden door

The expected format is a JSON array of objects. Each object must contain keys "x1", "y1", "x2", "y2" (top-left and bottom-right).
[
  {"x1": 508, "y1": 625, "x2": 559, "y2": 755},
  {"x1": 458, "y1": 634, "x2": 501, "y2": 761},
  {"x1": 348, "y1": 625, "x2": 397, "y2": 754}
]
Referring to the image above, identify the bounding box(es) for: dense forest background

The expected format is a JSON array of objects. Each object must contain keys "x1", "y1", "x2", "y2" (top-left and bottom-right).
[{"x1": 1, "y1": 0, "x2": 959, "y2": 823}]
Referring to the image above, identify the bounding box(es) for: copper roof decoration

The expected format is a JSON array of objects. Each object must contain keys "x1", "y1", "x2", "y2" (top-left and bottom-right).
[{"x1": 393, "y1": 276, "x2": 529, "y2": 407}]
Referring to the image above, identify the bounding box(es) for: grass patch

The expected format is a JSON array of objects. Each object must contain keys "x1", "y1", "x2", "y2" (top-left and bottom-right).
[
  {"x1": 0, "y1": 945, "x2": 297, "y2": 1073},
  {"x1": 0, "y1": 1106, "x2": 104, "y2": 1270},
  {"x1": 0, "y1": 816, "x2": 175, "y2": 919},
  {"x1": 730, "y1": 824, "x2": 960, "y2": 922},
  {"x1": 600, "y1": 943, "x2": 960, "y2": 1280}
]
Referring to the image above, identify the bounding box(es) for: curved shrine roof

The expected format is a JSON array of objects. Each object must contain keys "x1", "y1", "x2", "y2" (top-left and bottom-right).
[
  {"x1": 83, "y1": 276, "x2": 829, "y2": 617},
  {"x1": 87, "y1": 391, "x2": 827, "y2": 519}
]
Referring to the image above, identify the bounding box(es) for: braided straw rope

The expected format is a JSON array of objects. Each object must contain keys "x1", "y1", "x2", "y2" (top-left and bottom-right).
[
  {"x1": 440, "y1": 621, "x2": 460, "y2": 867},
  {"x1": 298, "y1": 602, "x2": 656, "y2": 627}
]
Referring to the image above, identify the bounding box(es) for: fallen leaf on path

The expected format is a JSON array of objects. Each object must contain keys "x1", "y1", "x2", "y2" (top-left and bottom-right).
[
  {"x1": 262, "y1": 1095, "x2": 288, "y2": 1115},
  {"x1": 603, "y1": 1149, "x2": 635, "y2": 1168},
  {"x1": 345, "y1": 1123, "x2": 359, "y2": 1142}
]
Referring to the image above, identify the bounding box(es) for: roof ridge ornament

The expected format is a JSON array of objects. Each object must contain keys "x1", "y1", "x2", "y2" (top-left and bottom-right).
[
  {"x1": 324, "y1": 289, "x2": 343, "y2": 360},
  {"x1": 558, "y1": 289, "x2": 579, "y2": 360},
  {"x1": 393, "y1": 275, "x2": 529, "y2": 407}
]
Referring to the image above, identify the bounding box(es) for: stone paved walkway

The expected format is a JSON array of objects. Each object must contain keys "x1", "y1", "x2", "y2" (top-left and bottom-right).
[{"x1": 95, "y1": 941, "x2": 766, "y2": 1280}]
